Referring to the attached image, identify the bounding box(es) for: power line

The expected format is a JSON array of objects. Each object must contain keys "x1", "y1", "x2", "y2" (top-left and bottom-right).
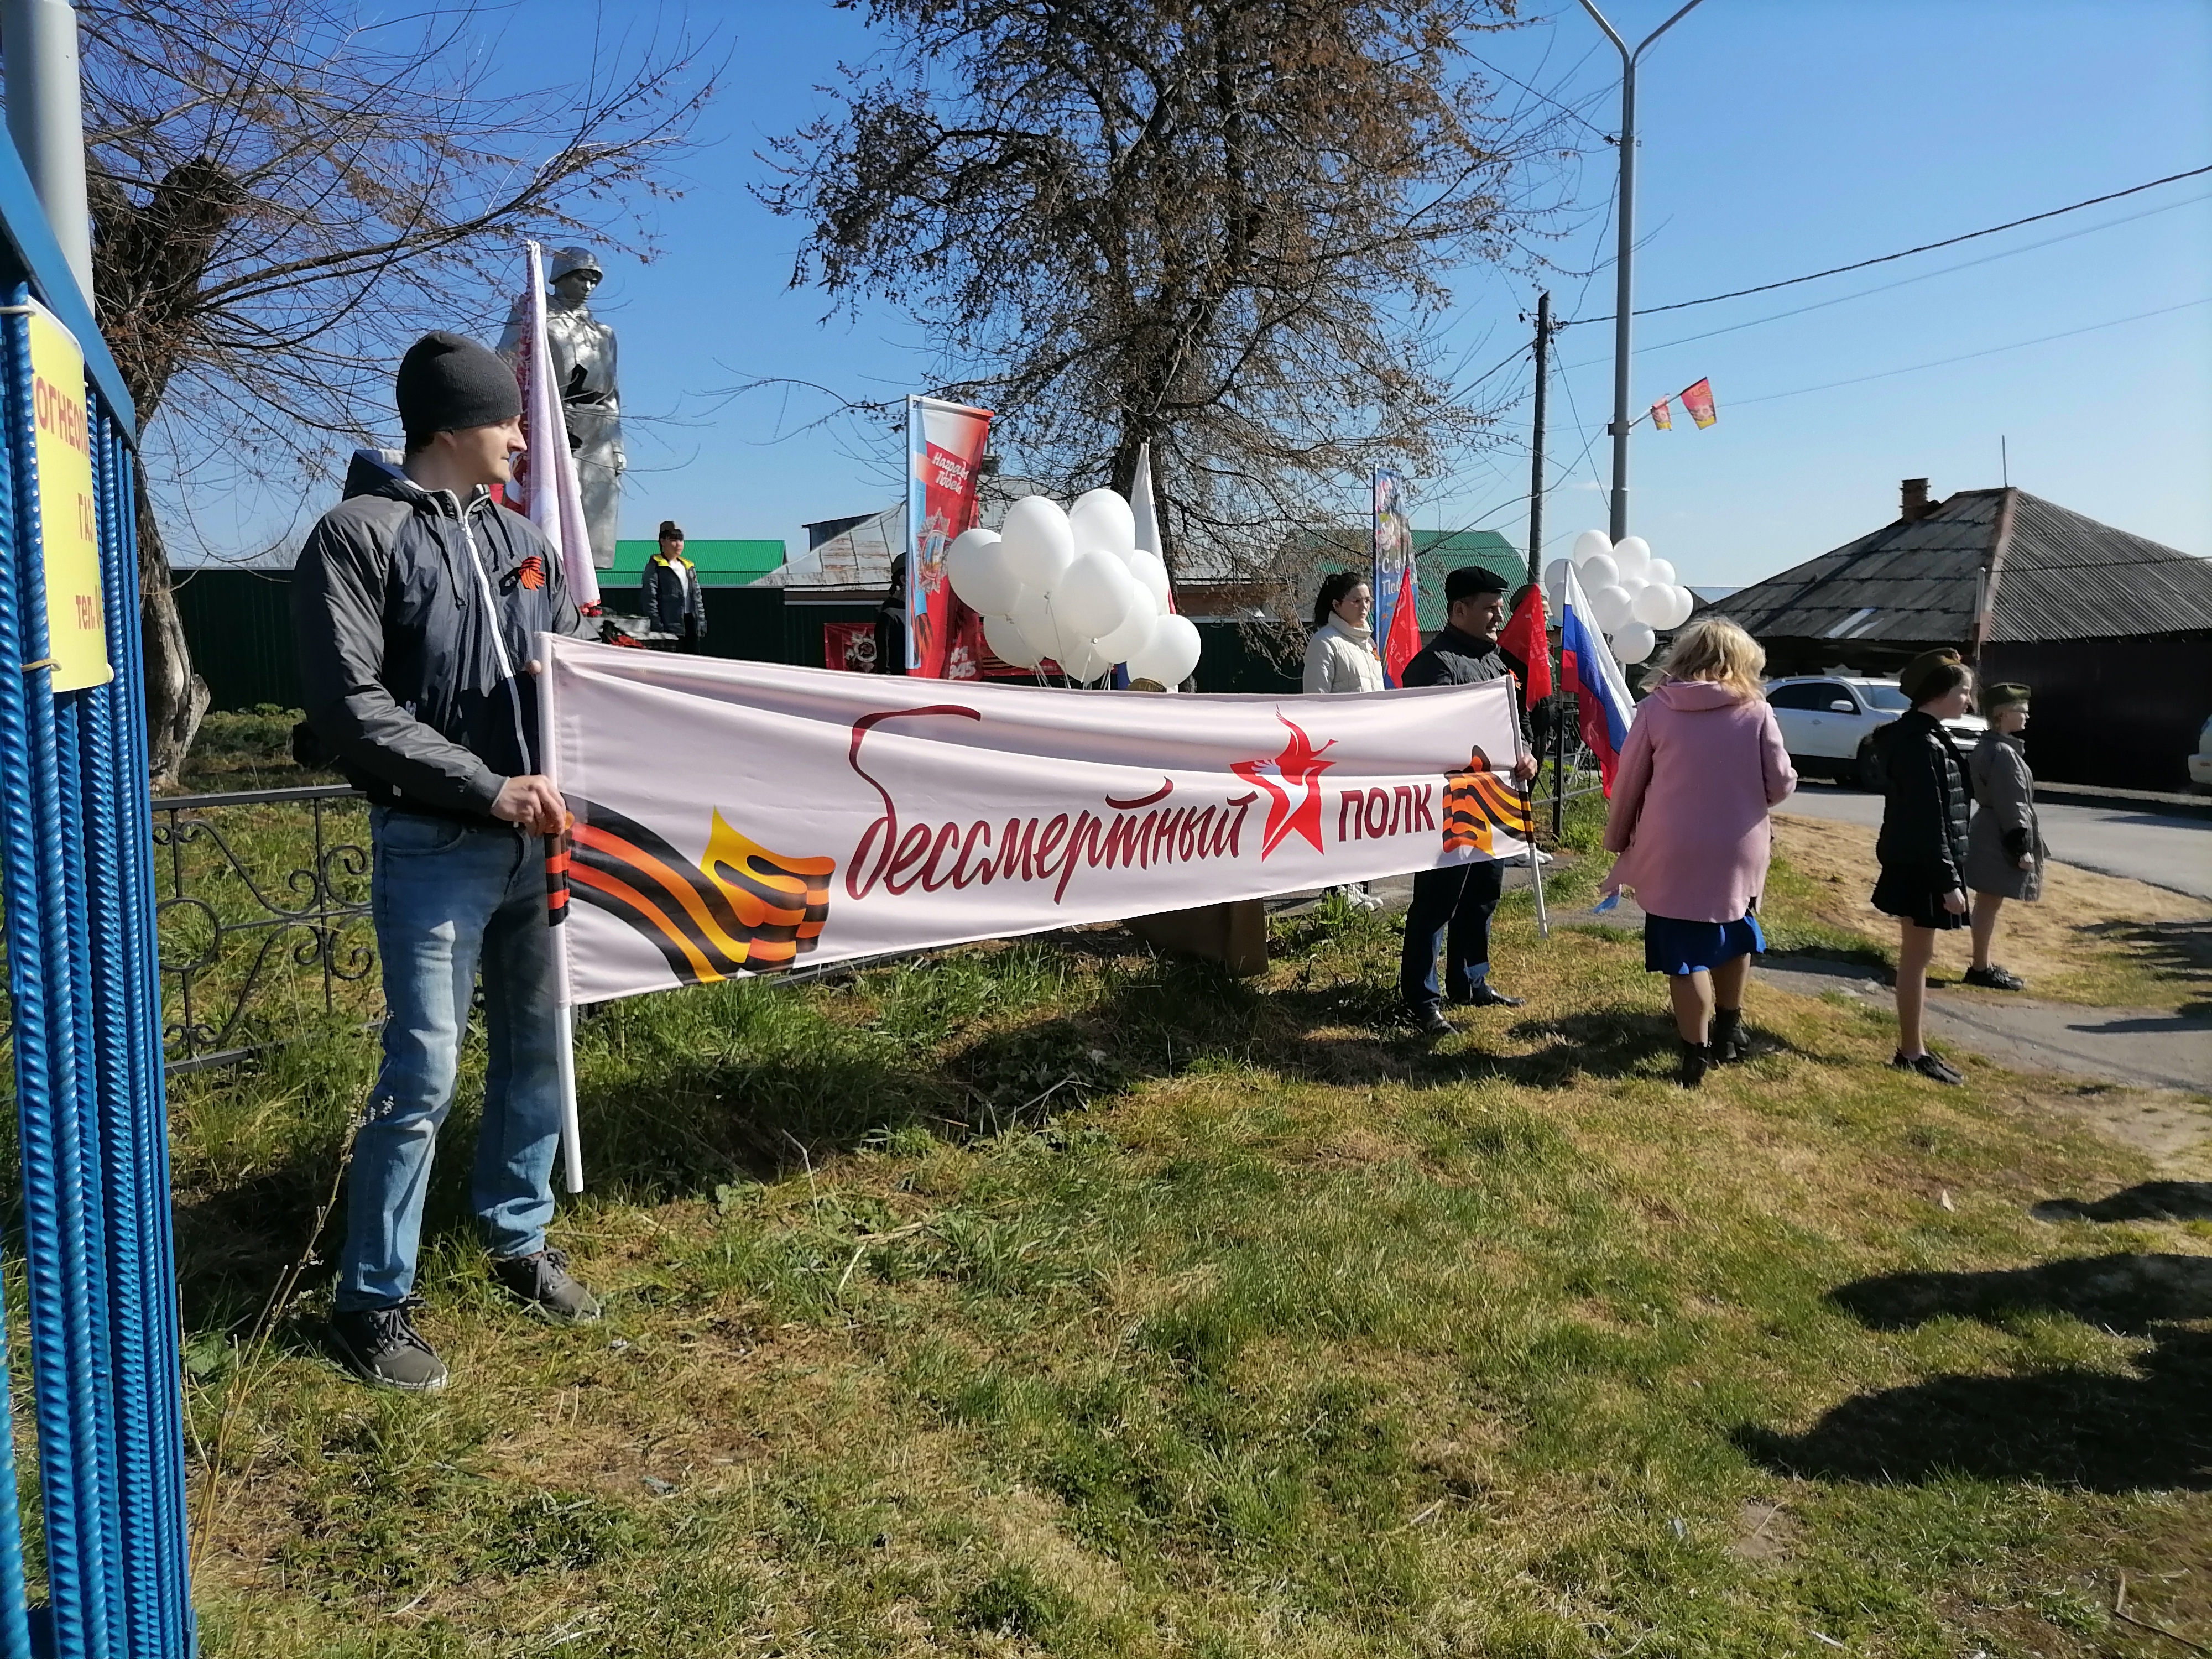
[
  {"x1": 1553, "y1": 188, "x2": 2212, "y2": 372},
  {"x1": 1559, "y1": 163, "x2": 2212, "y2": 327},
  {"x1": 1721, "y1": 295, "x2": 2212, "y2": 409}
]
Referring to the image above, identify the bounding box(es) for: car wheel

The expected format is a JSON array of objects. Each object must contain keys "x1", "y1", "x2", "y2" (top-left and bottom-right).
[{"x1": 1855, "y1": 741, "x2": 1884, "y2": 792}]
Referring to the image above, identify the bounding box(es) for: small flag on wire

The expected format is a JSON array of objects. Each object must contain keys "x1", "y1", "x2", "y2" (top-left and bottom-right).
[
  {"x1": 1650, "y1": 398, "x2": 1673, "y2": 430},
  {"x1": 1681, "y1": 377, "x2": 1717, "y2": 429}
]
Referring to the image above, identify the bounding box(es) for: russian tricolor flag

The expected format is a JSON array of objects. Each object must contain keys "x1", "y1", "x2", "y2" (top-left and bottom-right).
[{"x1": 1559, "y1": 562, "x2": 1637, "y2": 795}]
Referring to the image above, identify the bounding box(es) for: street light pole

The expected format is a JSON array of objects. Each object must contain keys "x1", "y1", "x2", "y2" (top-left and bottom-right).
[{"x1": 1578, "y1": 0, "x2": 1704, "y2": 543}]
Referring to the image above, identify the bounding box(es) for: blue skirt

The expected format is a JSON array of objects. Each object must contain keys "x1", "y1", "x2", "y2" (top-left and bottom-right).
[{"x1": 1644, "y1": 909, "x2": 1766, "y2": 975}]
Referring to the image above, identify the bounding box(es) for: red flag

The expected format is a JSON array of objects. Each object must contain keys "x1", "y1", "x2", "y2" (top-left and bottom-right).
[
  {"x1": 1680, "y1": 377, "x2": 1717, "y2": 429},
  {"x1": 1650, "y1": 397, "x2": 1673, "y2": 431},
  {"x1": 1498, "y1": 582, "x2": 1552, "y2": 707}
]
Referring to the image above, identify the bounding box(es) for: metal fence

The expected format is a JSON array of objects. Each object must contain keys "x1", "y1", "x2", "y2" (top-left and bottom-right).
[{"x1": 152, "y1": 784, "x2": 377, "y2": 1073}]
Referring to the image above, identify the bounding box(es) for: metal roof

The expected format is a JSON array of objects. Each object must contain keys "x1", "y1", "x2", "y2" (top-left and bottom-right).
[{"x1": 1713, "y1": 487, "x2": 2212, "y2": 646}]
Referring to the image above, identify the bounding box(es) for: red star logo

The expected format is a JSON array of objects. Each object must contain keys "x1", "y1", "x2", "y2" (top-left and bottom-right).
[{"x1": 1232, "y1": 715, "x2": 1337, "y2": 859}]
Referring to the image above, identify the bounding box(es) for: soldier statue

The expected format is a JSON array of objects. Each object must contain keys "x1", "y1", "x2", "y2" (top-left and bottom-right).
[{"x1": 499, "y1": 246, "x2": 623, "y2": 568}]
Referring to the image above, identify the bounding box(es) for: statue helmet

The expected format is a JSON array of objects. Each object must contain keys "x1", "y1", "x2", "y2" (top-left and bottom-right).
[{"x1": 548, "y1": 246, "x2": 603, "y2": 283}]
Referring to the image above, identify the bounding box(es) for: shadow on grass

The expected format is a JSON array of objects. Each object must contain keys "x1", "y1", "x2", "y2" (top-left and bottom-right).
[
  {"x1": 2033, "y1": 1181, "x2": 2212, "y2": 1224},
  {"x1": 1736, "y1": 1252, "x2": 2212, "y2": 1492},
  {"x1": 2079, "y1": 916, "x2": 2212, "y2": 1018}
]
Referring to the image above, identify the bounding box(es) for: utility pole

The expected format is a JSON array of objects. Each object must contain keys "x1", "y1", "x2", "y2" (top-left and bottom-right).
[
  {"x1": 1579, "y1": 0, "x2": 1704, "y2": 542},
  {"x1": 2, "y1": 0, "x2": 96, "y2": 307},
  {"x1": 1526, "y1": 290, "x2": 1551, "y2": 588}
]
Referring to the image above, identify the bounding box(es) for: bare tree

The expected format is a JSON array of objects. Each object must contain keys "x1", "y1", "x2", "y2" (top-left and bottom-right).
[
  {"x1": 760, "y1": 0, "x2": 1573, "y2": 609},
  {"x1": 75, "y1": 0, "x2": 718, "y2": 780}
]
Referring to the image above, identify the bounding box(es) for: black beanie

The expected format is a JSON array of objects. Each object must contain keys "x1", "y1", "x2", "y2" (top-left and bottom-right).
[
  {"x1": 395, "y1": 331, "x2": 521, "y2": 445},
  {"x1": 1445, "y1": 564, "x2": 1509, "y2": 603}
]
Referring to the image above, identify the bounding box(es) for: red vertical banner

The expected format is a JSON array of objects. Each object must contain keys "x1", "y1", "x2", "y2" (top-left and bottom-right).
[
  {"x1": 1371, "y1": 469, "x2": 1420, "y2": 687},
  {"x1": 823, "y1": 621, "x2": 880, "y2": 673},
  {"x1": 1679, "y1": 378, "x2": 1717, "y2": 429},
  {"x1": 905, "y1": 395, "x2": 994, "y2": 678}
]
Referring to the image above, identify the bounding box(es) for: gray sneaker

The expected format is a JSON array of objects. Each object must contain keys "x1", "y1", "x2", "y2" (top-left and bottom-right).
[
  {"x1": 328, "y1": 1301, "x2": 449, "y2": 1392},
  {"x1": 492, "y1": 1246, "x2": 601, "y2": 1323}
]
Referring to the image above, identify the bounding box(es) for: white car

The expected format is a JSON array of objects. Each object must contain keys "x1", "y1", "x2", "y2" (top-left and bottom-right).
[
  {"x1": 2190, "y1": 716, "x2": 2212, "y2": 791},
  {"x1": 1766, "y1": 675, "x2": 1987, "y2": 790}
]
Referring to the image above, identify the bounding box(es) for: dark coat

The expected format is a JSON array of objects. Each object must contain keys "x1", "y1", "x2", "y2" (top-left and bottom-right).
[
  {"x1": 293, "y1": 451, "x2": 588, "y2": 822},
  {"x1": 1401, "y1": 625, "x2": 1531, "y2": 741},
  {"x1": 641, "y1": 552, "x2": 707, "y2": 639},
  {"x1": 1874, "y1": 709, "x2": 1971, "y2": 893}
]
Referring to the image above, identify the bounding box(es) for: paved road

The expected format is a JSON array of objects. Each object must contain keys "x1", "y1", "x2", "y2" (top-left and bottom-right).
[{"x1": 1776, "y1": 780, "x2": 2211, "y2": 900}]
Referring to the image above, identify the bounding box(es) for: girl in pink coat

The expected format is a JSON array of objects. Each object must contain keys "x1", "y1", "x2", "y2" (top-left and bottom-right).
[{"x1": 1600, "y1": 618, "x2": 1797, "y2": 1086}]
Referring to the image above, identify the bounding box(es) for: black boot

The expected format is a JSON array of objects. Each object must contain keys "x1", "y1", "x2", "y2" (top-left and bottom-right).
[
  {"x1": 1678, "y1": 1040, "x2": 1711, "y2": 1088},
  {"x1": 1712, "y1": 1007, "x2": 1747, "y2": 1063}
]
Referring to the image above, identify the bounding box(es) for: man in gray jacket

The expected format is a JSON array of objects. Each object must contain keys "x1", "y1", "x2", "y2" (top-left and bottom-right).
[{"x1": 294, "y1": 331, "x2": 599, "y2": 1391}]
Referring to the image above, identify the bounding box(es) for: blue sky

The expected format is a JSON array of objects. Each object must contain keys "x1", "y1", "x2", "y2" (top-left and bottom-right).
[{"x1": 384, "y1": 2, "x2": 2212, "y2": 589}]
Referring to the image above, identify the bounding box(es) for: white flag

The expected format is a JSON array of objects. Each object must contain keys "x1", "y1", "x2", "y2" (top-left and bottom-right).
[{"x1": 511, "y1": 242, "x2": 599, "y2": 607}]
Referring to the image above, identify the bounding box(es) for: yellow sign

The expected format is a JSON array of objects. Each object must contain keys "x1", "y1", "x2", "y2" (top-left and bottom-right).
[{"x1": 24, "y1": 301, "x2": 111, "y2": 691}]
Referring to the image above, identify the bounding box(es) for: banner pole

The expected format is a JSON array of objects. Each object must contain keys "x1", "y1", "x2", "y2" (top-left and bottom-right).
[
  {"x1": 534, "y1": 632, "x2": 585, "y2": 1194},
  {"x1": 1510, "y1": 674, "x2": 1550, "y2": 941}
]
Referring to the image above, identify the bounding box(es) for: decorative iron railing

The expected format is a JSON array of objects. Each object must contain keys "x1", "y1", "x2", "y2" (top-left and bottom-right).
[{"x1": 150, "y1": 783, "x2": 379, "y2": 1072}]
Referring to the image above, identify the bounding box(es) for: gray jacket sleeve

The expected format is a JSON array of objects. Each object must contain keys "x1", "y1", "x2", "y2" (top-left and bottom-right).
[{"x1": 291, "y1": 514, "x2": 505, "y2": 814}]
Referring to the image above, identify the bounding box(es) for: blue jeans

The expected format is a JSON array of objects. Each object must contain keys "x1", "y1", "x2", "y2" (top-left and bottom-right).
[
  {"x1": 1399, "y1": 859, "x2": 1504, "y2": 1010},
  {"x1": 336, "y1": 808, "x2": 561, "y2": 1311}
]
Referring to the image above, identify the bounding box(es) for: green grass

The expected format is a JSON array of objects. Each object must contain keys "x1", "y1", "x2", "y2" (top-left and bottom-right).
[{"x1": 169, "y1": 865, "x2": 2209, "y2": 1656}]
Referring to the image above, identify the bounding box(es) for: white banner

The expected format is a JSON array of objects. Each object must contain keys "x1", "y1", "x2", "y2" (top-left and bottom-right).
[{"x1": 539, "y1": 637, "x2": 1534, "y2": 1006}]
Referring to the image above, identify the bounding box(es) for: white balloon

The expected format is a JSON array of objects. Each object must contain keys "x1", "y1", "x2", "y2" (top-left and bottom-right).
[
  {"x1": 1542, "y1": 557, "x2": 1570, "y2": 588},
  {"x1": 1619, "y1": 575, "x2": 1649, "y2": 606},
  {"x1": 1571, "y1": 529, "x2": 1613, "y2": 565},
  {"x1": 1050, "y1": 549, "x2": 1137, "y2": 641},
  {"x1": 1611, "y1": 535, "x2": 1652, "y2": 580},
  {"x1": 1631, "y1": 581, "x2": 1678, "y2": 628},
  {"x1": 1591, "y1": 583, "x2": 1634, "y2": 633},
  {"x1": 1128, "y1": 612, "x2": 1202, "y2": 687},
  {"x1": 1066, "y1": 489, "x2": 1136, "y2": 560},
  {"x1": 1127, "y1": 549, "x2": 1173, "y2": 611},
  {"x1": 944, "y1": 529, "x2": 1022, "y2": 618},
  {"x1": 1663, "y1": 584, "x2": 1697, "y2": 630},
  {"x1": 1546, "y1": 580, "x2": 1566, "y2": 617},
  {"x1": 1057, "y1": 636, "x2": 1116, "y2": 682},
  {"x1": 999, "y1": 495, "x2": 1074, "y2": 592},
  {"x1": 1578, "y1": 552, "x2": 1619, "y2": 592},
  {"x1": 1093, "y1": 593, "x2": 1158, "y2": 664},
  {"x1": 1645, "y1": 557, "x2": 1676, "y2": 588},
  {"x1": 984, "y1": 612, "x2": 1044, "y2": 669},
  {"x1": 1611, "y1": 620, "x2": 1656, "y2": 664},
  {"x1": 1011, "y1": 587, "x2": 1067, "y2": 662}
]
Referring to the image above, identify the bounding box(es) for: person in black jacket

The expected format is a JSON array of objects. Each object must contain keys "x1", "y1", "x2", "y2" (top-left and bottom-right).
[
  {"x1": 295, "y1": 332, "x2": 602, "y2": 1391},
  {"x1": 1397, "y1": 565, "x2": 1540, "y2": 1036},
  {"x1": 640, "y1": 520, "x2": 707, "y2": 646},
  {"x1": 1871, "y1": 649, "x2": 1976, "y2": 1084}
]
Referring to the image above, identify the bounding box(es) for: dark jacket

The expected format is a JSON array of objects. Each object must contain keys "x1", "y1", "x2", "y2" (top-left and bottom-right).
[
  {"x1": 1874, "y1": 708, "x2": 1971, "y2": 891},
  {"x1": 293, "y1": 451, "x2": 587, "y2": 822},
  {"x1": 641, "y1": 552, "x2": 706, "y2": 639},
  {"x1": 1401, "y1": 624, "x2": 1531, "y2": 739}
]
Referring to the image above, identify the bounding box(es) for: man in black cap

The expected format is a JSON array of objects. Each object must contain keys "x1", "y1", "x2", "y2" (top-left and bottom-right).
[
  {"x1": 1397, "y1": 565, "x2": 1540, "y2": 1036},
  {"x1": 294, "y1": 330, "x2": 600, "y2": 1391}
]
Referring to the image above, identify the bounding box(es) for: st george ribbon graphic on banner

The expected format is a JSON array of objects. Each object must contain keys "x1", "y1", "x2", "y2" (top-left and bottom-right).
[
  {"x1": 905, "y1": 394, "x2": 993, "y2": 678},
  {"x1": 538, "y1": 637, "x2": 1534, "y2": 1009}
]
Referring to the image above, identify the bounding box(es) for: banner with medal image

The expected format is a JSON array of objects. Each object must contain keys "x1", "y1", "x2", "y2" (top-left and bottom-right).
[
  {"x1": 536, "y1": 637, "x2": 1536, "y2": 1008},
  {"x1": 904, "y1": 394, "x2": 993, "y2": 679}
]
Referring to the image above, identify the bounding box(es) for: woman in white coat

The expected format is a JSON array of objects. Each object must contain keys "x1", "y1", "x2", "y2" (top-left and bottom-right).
[
  {"x1": 1305, "y1": 572, "x2": 1385, "y2": 696},
  {"x1": 1305, "y1": 573, "x2": 1386, "y2": 910}
]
